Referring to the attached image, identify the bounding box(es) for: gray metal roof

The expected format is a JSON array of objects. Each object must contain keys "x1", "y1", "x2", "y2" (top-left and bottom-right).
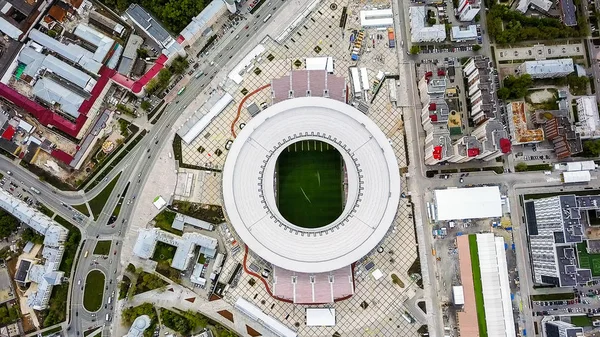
[
  {"x1": 125, "y1": 4, "x2": 172, "y2": 48},
  {"x1": 19, "y1": 47, "x2": 95, "y2": 90},
  {"x1": 74, "y1": 24, "x2": 115, "y2": 62},
  {"x1": 123, "y1": 34, "x2": 143, "y2": 60},
  {"x1": 180, "y1": 0, "x2": 226, "y2": 41},
  {"x1": 0, "y1": 16, "x2": 22, "y2": 40},
  {"x1": 32, "y1": 77, "x2": 85, "y2": 118},
  {"x1": 29, "y1": 29, "x2": 102, "y2": 74}
]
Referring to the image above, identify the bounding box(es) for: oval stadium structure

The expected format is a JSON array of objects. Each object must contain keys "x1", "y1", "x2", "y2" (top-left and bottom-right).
[{"x1": 222, "y1": 97, "x2": 400, "y2": 273}]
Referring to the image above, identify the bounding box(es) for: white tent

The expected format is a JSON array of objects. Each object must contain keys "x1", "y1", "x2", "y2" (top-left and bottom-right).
[
  {"x1": 435, "y1": 187, "x2": 502, "y2": 221},
  {"x1": 306, "y1": 308, "x2": 336, "y2": 327}
]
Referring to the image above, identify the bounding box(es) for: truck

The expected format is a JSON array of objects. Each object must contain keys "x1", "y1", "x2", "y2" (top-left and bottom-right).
[
  {"x1": 387, "y1": 28, "x2": 396, "y2": 48},
  {"x1": 30, "y1": 186, "x2": 40, "y2": 194}
]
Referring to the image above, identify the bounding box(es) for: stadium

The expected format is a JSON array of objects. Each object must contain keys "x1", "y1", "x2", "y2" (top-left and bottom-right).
[{"x1": 222, "y1": 96, "x2": 400, "y2": 302}]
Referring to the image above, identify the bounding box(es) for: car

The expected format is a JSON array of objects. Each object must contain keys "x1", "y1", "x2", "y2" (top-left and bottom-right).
[
  {"x1": 76, "y1": 311, "x2": 78, "y2": 317},
  {"x1": 225, "y1": 140, "x2": 233, "y2": 150},
  {"x1": 114, "y1": 250, "x2": 117, "y2": 255},
  {"x1": 245, "y1": 25, "x2": 249, "y2": 29},
  {"x1": 459, "y1": 178, "x2": 464, "y2": 183}
]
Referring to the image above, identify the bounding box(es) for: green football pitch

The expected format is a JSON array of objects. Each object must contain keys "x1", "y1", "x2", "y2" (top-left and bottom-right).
[
  {"x1": 577, "y1": 242, "x2": 600, "y2": 277},
  {"x1": 276, "y1": 140, "x2": 343, "y2": 229}
]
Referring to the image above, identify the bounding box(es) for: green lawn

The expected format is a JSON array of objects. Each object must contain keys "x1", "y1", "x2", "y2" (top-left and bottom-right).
[
  {"x1": 577, "y1": 242, "x2": 600, "y2": 277},
  {"x1": 571, "y1": 315, "x2": 594, "y2": 327},
  {"x1": 54, "y1": 216, "x2": 81, "y2": 277},
  {"x1": 469, "y1": 235, "x2": 488, "y2": 337},
  {"x1": 151, "y1": 241, "x2": 177, "y2": 262},
  {"x1": 93, "y1": 240, "x2": 112, "y2": 255},
  {"x1": 38, "y1": 204, "x2": 55, "y2": 218},
  {"x1": 153, "y1": 210, "x2": 181, "y2": 235},
  {"x1": 531, "y1": 293, "x2": 575, "y2": 301},
  {"x1": 72, "y1": 203, "x2": 90, "y2": 216},
  {"x1": 88, "y1": 173, "x2": 121, "y2": 220},
  {"x1": 83, "y1": 270, "x2": 105, "y2": 312},
  {"x1": 276, "y1": 140, "x2": 343, "y2": 228}
]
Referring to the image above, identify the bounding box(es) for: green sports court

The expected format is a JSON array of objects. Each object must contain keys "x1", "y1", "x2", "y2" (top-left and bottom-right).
[
  {"x1": 276, "y1": 140, "x2": 344, "y2": 229},
  {"x1": 577, "y1": 242, "x2": 600, "y2": 277}
]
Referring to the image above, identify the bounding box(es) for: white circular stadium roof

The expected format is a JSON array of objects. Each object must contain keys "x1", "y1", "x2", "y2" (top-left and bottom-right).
[{"x1": 222, "y1": 97, "x2": 400, "y2": 273}]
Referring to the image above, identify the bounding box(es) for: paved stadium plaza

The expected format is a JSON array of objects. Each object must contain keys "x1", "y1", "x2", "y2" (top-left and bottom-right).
[{"x1": 223, "y1": 97, "x2": 401, "y2": 273}]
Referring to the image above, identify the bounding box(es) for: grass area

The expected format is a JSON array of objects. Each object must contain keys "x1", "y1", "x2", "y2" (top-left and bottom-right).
[
  {"x1": 151, "y1": 241, "x2": 177, "y2": 262},
  {"x1": 41, "y1": 326, "x2": 62, "y2": 336},
  {"x1": 198, "y1": 253, "x2": 206, "y2": 264},
  {"x1": 440, "y1": 168, "x2": 459, "y2": 173},
  {"x1": 531, "y1": 292, "x2": 575, "y2": 301},
  {"x1": 38, "y1": 204, "x2": 55, "y2": 218},
  {"x1": 276, "y1": 140, "x2": 342, "y2": 228},
  {"x1": 577, "y1": 242, "x2": 600, "y2": 277},
  {"x1": 482, "y1": 166, "x2": 504, "y2": 174},
  {"x1": 172, "y1": 201, "x2": 225, "y2": 224},
  {"x1": 83, "y1": 327, "x2": 101, "y2": 337},
  {"x1": 119, "y1": 276, "x2": 131, "y2": 300},
  {"x1": 155, "y1": 262, "x2": 181, "y2": 283},
  {"x1": 54, "y1": 216, "x2": 81, "y2": 277},
  {"x1": 571, "y1": 315, "x2": 595, "y2": 327},
  {"x1": 88, "y1": 173, "x2": 121, "y2": 220},
  {"x1": 93, "y1": 240, "x2": 112, "y2": 255},
  {"x1": 72, "y1": 203, "x2": 90, "y2": 216},
  {"x1": 515, "y1": 163, "x2": 552, "y2": 172},
  {"x1": 469, "y1": 234, "x2": 488, "y2": 337},
  {"x1": 153, "y1": 210, "x2": 181, "y2": 235},
  {"x1": 83, "y1": 270, "x2": 105, "y2": 312},
  {"x1": 41, "y1": 284, "x2": 68, "y2": 327}
]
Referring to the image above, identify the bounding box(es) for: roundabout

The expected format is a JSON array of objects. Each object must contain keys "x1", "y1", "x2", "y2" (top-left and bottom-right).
[{"x1": 222, "y1": 97, "x2": 401, "y2": 273}]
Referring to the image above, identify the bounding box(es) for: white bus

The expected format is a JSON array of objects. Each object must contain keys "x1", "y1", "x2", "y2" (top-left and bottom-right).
[
  {"x1": 263, "y1": 14, "x2": 272, "y2": 22},
  {"x1": 84, "y1": 250, "x2": 89, "y2": 258},
  {"x1": 107, "y1": 296, "x2": 112, "y2": 305}
]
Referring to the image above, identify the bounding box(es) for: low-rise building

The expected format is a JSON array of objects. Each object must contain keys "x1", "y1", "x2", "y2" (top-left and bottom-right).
[
  {"x1": 88, "y1": 10, "x2": 125, "y2": 37},
  {"x1": 457, "y1": 0, "x2": 481, "y2": 21},
  {"x1": 575, "y1": 96, "x2": 600, "y2": 139},
  {"x1": 517, "y1": 59, "x2": 574, "y2": 79},
  {"x1": 559, "y1": 0, "x2": 577, "y2": 26},
  {"x1": 541, "y1": 114, "x2": 582, "y2": 159},
  {"x1": 507, "y1": 101, "x2": 544, "y2": 144},
  {"x1": 450, "y1": 25, "x2": 478, "y2": 42},
  {"x1": 118, "y1": 34, "x2": 143, "y2": 76},
  {"x1": 360, "y1": 9, "x2": 394, "y2": 28},
  {"x1": 517, "y1": 0, "x2": 553, "y2": 13},
  {"x1": 409, "y1": 6, "x2": 446, "y2": 43},
  {"x1": 177, "y1": 0, "x2": 228, "y2": 47},
  {"x1": 543, "y1": 320, "x2": 583, "y2": 337}
]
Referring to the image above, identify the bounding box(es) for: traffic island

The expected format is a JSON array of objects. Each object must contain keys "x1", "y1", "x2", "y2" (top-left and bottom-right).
[{"x1": 83, "y1": 270, "x2": 105, "y2": 312}]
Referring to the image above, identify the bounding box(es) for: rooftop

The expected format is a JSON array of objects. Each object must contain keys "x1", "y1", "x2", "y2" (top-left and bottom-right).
[
  {"x1": 517, "y1": 0, "x2": 553, "y2": 12},
  {"x1": 508, "y1": 101, "x2": 544, "y2": 144},
  {"x1": 451, "y1": 25, "x2": 478, "y2": 41},
  {"x1": 434, "y1": 186, "x2": 502, "y2": 221},
  {"x1": 32, "y1": 77, "x2": 85, "y2": 119},
  {"x1": 575, "y1": 96, "x2": 600, "y2": 139},
  {"x1": 125, "y1": 4, "x2": 173, "y2": 48},
  {"x1": 409, "y1": 6, "x2": 446, "y2": 42},
  {"x1": 520, "y1": 59, "x2": 574, "y2": 77}
]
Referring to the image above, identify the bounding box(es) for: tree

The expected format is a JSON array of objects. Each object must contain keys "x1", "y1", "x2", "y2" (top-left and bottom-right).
[
  {"x1": 474, "y1": 14, "x2": 480, "y2": 22},
  {"x1": 140, "y1": 101, "x2": 151, "y2": 111},
  {"x1": 157, "y1": 69, "x2": 172, "y2": 87},
  {"x1": 427, "y1": 18, "x2": 437, "y2": 25},
  {"x1": 497, "y1": 87, "x2": 511, "y2": 100},
  {"x1": 472, "y1": 44, "x2": 482, "y2": 51},
  {"x1": 410, "y1": 45, "x2": 420, "y2": 55},
  {"x1": 515, "y1": 162, "x2": 528, "y2": 172},
  {"x1": 170, "y1": 57, "x2": 189, "y2": 75},
  {"x1": 501, "y1": 74, "x2": 533, "y2": 99},
  {"x1": 582, "y1": 139, "x2": 600, "y2": 157},
  {"x1": 136, "y1": 48, "x2": 149, "y2": 59},
  {"x1": 47, "y1": 30, "x2": 57, "y2": 38}
]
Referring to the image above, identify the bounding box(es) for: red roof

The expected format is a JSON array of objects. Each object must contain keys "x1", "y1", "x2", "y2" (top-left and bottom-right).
[
  {"x1": 50, "y1": 149, "x2": 74, "y2": 164},
  {"x1": 176, "y1": 35, "x2": 185, "y2": 44},
  {"x1": 430, "y1": 114, "x2": 438, "y2": 122},
  {"x1": 1, "y1": 126, "x2": 15, "y2": 140},
  {"x1": 79, "y1": 66, "x2": 114, "y2": 114},
  {"x1": 500, "y1": 138, "x2": 511, "y2": 153},
  {"x1": 437, "y1": 69, "x2": 446, "y2": 76},
  {"x1": 429, "y1": 103, "x2": 436, "y2": 111},
  {"x1": 467, "y1": 148, "x2": 480, "y2": 157},
  {"x1": 0, "y1": 83, "x2": 85, "y2": 138},
  {"x1": 433, "y1": 145, "x2": 442, "y2": 160},
  {"x1": 425, "y1": 71, "x2": 433, "y2": 78}
]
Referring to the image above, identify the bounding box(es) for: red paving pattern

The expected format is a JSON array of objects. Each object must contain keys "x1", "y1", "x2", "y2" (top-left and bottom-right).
[
  {"x1": 457, "y1": 235, "x2": 480, "y2": 337},
  {"x1": 231, "y1": 84, "x2": 271, "y2": 138}
]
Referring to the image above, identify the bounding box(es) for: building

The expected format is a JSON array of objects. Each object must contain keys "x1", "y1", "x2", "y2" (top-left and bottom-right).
[
  {"x1": 457, "y1": 0, "x2": 481, "y2": 21},
  {"x1": 177, "y1": 0, "x2": 228, "y2": 47},
  {"x1": 542, "y1": 114, "x2": 582, "y2": 159},
  {"x1": 125, "y1": 315, "x2": 152, "y2": 337},
  {"x1": 88, "y1": 10, "x2": 125, "y2": 37},
  {"x1": 0, "y1": 0, "x2": 40, "y2": 41},
  {"x1": 517, "y1": 0, "x2": 553, "y2": 13},
  {"x1": 223, "y1": 0, "x2": 236, "y2": 13},
  {"x1": 424, "y1": 124, "x2": 454, "y2": 165},
  {"x1": 507, "y1": 101, "x2": 544, "y2": 144},
  {"x1": 32, "y1": 77, "x2": 86, "y2": 119},
  {"x1": 360, "y1": 9, "x2": 394, "y2": 28},
  {"x1": 463, "y1": 56, "x2": 499, "y2": 125},
  {"x1": 133, "y1": 228, "x2": 218, "y2": 271},
  {"x1": 409, "y1": 6, "x2": 446, "y2": 42},
  {"x1": 517, "y1": 59, "x2": 574, "y2": 79},
  {"x1": 524, "y1": 195, "x2": 595, "y2": 287},
  {"x1": 118, "y1": 34, "x2": 143, "y2": 76},
  {"x1": 271, "y1": 70, "x2": 346, "y2": 104},
  {"x1": 456, "y1": 234, "x2": 515, "y2": 337},
  {"x1": 234, "y1": 298, "x2": 298, "y2": 337},
  {"x1": 543, "y1": 320, "x2": 583, "y2": 337},
  {"x1": 222, "y1": 97, "x2": 400, "y2": 274},
  {"x1": 171, "y1": 213, "x2": 214, "y2": 231},
  {"x1": 434, "y1": 186, "x2": 502, "y2": 221},
  {"x1": 125, "y1": 4, "x2": 183, "y2": 58},
  {"x1": 559, "y1": 0, "x2": 577, "y2": 26},
  {"x1": 471, "y1": 119, "x2": 511, "y2": 161},
  {"x1": 451, "y1": 25, "x2": 478, "y2": 41},
  {"x1": 272, "y1": 265, "x2": 354, "y2": 304},
  {"x1": 0, "y1": 189, "x2": 68, "y2": 310},
  {"x1": 0, "y1": 267, "x2": 15, "y2": 305},
  {"x1": 575, "y1": 96, "x2": 600, "y2": 139},
  {"x1": 73, "y1": 24, "x2": 117, "y2": 65},
  {"x1": 447, "y1": 135, "x2": 481, "y2": 163},
  {"x1": 17, "y1": 47, "x2": 97, "y2": 92}
]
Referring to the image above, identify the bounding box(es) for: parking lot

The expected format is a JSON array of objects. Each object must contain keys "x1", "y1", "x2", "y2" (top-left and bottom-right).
[{"x1": 495, "y1": 42, "x2": 585, "y2": 63}]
